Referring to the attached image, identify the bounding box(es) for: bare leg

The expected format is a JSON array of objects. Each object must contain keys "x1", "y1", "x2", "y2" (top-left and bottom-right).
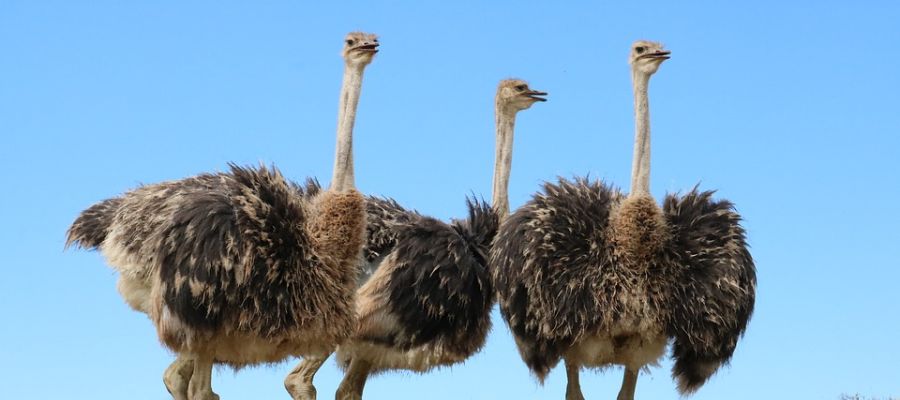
[
  {"x1": 564, "y1": 358, "x2": 585, "y2": 400},
  {"x1": 187, "y1": 356, "x2": 219, "y2": 400},
  {"x1": 285, "y1": 354, "x2": 330, "y2": 400},
  {"x1": 616, "y1": 368, "x2": 639, "y2": 400},
  {"x1": 335, "y1": 358, "x2": 372, "y2": 400},
  {"x1": 163, "y1": 355, "x2": 194, "y2": 400}
]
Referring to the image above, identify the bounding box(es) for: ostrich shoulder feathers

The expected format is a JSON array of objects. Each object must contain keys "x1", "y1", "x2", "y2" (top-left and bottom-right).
[
  {"x1": 662, "y1": 188, "x2": 756, "y2": 393},
  {"x1": 371, "y1": 198, "x2": 498, "y2": 354},
  {"x1": 68, "y1": 163, "x2": 357, "y2": 350},
  {"x1": 364, "y1": 196, "x2": 417, "y2": 263},
  {"x1": 153, "y1": 164, "x2": 357, "y2": 342},
  {"x1": 490, "y1": 178, "x2": 621, "y2": 379}
]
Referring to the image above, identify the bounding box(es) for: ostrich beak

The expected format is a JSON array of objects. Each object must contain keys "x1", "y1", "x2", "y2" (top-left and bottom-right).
[
  {"x1": 645, "y1": 50, "x2": 671, "y2": 60},
  {"x1": 526, "y1": 90, "x2": 548, "y2": 102},
  {"x1": 354, "y1": 43, "x2": 380, "y2": 54}
]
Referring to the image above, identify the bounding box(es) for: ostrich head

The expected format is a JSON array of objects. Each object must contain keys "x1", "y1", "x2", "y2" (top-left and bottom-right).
[
  {"x1": 342, "y1": 32, "x2": 379, "y2": 67},
  {"x1": 496, "y1": 79, "x2": 547, "y2": 113},
  {"x1": 629, "y1": 40, "x2": 670, "y2": 76},
  {"x1": 491, "y1": 79, "x2": 546, "y2": 219}
]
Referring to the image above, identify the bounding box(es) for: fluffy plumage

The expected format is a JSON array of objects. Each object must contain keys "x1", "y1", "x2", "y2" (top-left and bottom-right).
[
  {"x1": 360, "y1": 196, "x2": 414, "y2": 281},
  {"x1": 67, "y1": 164, "x2": 365, "y2": 367},
  {"x1": 662, "y1": 188, "x2": 756, "y2": 392},
  {"x1": 491, "y1": 178, "x2": 623, "y2": 379},
  {"x1": 490, "y1": 179, "x2": 756, "y2": 392},
  {"x1": 66, "y1": 197, "x2": 123, "y2": 250},
  {"x1": 338, "y1": 197, "x2": 499, "y2": 371}
]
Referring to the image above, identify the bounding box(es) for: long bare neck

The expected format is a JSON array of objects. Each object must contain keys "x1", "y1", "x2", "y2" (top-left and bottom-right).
[
  {"x1": 630, "y1": 71, "x2": 652, "y2": 196},
  {"x1": 492, "y1": 104, "x2": 516, "y2": 219},
  {"x1": 331, "y1": 63, "x2": 366, "y2": 192}
]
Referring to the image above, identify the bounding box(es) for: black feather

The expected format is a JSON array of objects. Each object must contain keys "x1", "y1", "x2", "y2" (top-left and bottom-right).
[
  {"x1": 491, "y1": 179, "x2": 756, "y2": 392},
  {"x1": 382, "y1": 198, "x2": 499, "y2": 352},
  {"x1": 490, "y1": 178, "x2": 620, "y2": 379},
  {"x1": 156, "y1": 164, "x2": 342, "y2": 337},
  {"x1": 363, "y1": 196, "x2": 415, "y2": 263},
  {"x1": 662, "y1": 188, "x2": 756, "y2": 393}
]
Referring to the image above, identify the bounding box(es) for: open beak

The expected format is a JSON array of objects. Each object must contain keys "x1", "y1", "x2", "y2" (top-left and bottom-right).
[
  {"x1": 354, "y1": 43, "x2": 380, "y2": 54},
  {"x1": 526, "y1": 90, "x2": 548, "y2": 102},
  {"x1": 642, "y1": 50, "x2": 671, "y2": 61}
]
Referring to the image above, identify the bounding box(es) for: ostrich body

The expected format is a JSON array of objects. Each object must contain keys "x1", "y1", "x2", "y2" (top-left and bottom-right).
[
  {"x1": 66, "y1": 32, "x2": 379, "y2": 400},
  {"x1": 335, "y1": 80, "x2": 546, "y2": 400},
  {"x1": 290, "y1": 80, "x2": 546, "y2": 400},
  {"x1": 490, "y1": 41, "x2": 756, "y2": 400}
]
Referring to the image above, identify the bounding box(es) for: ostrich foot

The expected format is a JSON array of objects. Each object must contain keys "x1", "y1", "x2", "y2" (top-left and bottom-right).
[
  {"x1": 285, "y1": 355, "x2": 329, "y2": 400},
  {"x1": 163, "y1": 355, "x2": 194, "y2": 400}
]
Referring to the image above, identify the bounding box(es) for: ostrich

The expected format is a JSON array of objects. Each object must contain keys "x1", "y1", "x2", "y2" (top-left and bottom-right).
[
  {"x1": 490, "y1": 41, "x2": 756, "y2": 400},
  {"x1": 289, "y1": 79, "x2": 547, "y2": 400},
  {"x1": 66, "y1": 32, "x2": 379, "y2": 400}
]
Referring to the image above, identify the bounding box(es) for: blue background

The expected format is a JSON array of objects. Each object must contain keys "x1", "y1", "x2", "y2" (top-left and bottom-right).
[{"x1": 2, "y1": 1, "x2": 898, "y2": 399}]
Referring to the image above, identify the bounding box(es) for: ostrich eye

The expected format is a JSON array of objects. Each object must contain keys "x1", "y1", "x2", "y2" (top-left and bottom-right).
[
  {"x1": 373, "y1": 38, "x2": 379, "y2": 43},
  {"x1": 515, "y1": 85, "x2": 527, "y2": 91},
  {"x1": 346, "y1": 39, "x2": 355, "y2": 46},
  {"x1": 635, "y1": 46, "x2": 646, "y2": 54}
]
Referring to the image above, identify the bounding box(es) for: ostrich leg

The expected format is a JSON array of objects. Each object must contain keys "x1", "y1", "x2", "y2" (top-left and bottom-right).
[
  {"x1": 163, "y1": 355, "x2": 194, "y2": 400},
  {"x1": 284, "y1": 354, "x2": 329, "y2": 400},
  {"x1": 335, "y1": 358, "x2": 372, "y2": 400},
  {"x1": 564, "y1": 358, "x2": 585, "y2": 400},
  {"x1": 187, "y1": 356, "x2": 219, "y2": 400},
  {"x1": 616, "y1": 368, "x2": 639, "y2": 400}
]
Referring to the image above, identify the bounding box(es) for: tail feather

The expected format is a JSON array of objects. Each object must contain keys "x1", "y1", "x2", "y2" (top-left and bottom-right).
[
  {"x1": 66, "y1": 197, "x2": 123, "y2": 250},
  {"x1": 515, "y1": 335, "x2": 568, "y2": 384},
  {"x1": 672, "y1": 348, "x2": 729, "y2": 394},
  {"x1": 455, "y1": 197, "x2": 500, "y2": 253}
]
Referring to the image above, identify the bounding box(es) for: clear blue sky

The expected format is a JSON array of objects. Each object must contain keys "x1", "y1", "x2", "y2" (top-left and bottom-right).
[{"x1": 2, "y1": 1, "x2": 898, "y2": 399}]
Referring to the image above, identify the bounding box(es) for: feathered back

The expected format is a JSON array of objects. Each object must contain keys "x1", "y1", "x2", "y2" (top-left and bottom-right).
[
  {"x1": 662, "y1": 188, "x2": 756, "y2": 394},
  {"x1": 363, "y1": 196, "x2": 416, "y2": 263},
  {"x1": 154, "y1": 164, "x2": 357, "y2": 345},
  {"x1": 66, "y1": 197, "x2": 124, "y2": 250},
  {"x1": 155, "y1": 164, "x2": 302, "y2": 333},
  {"x1": 379, "y1": 198, "x2": 499, "y2": 353},
  {"x1": 490, "y1": 178, "x2": 621, "y2": 380}
]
